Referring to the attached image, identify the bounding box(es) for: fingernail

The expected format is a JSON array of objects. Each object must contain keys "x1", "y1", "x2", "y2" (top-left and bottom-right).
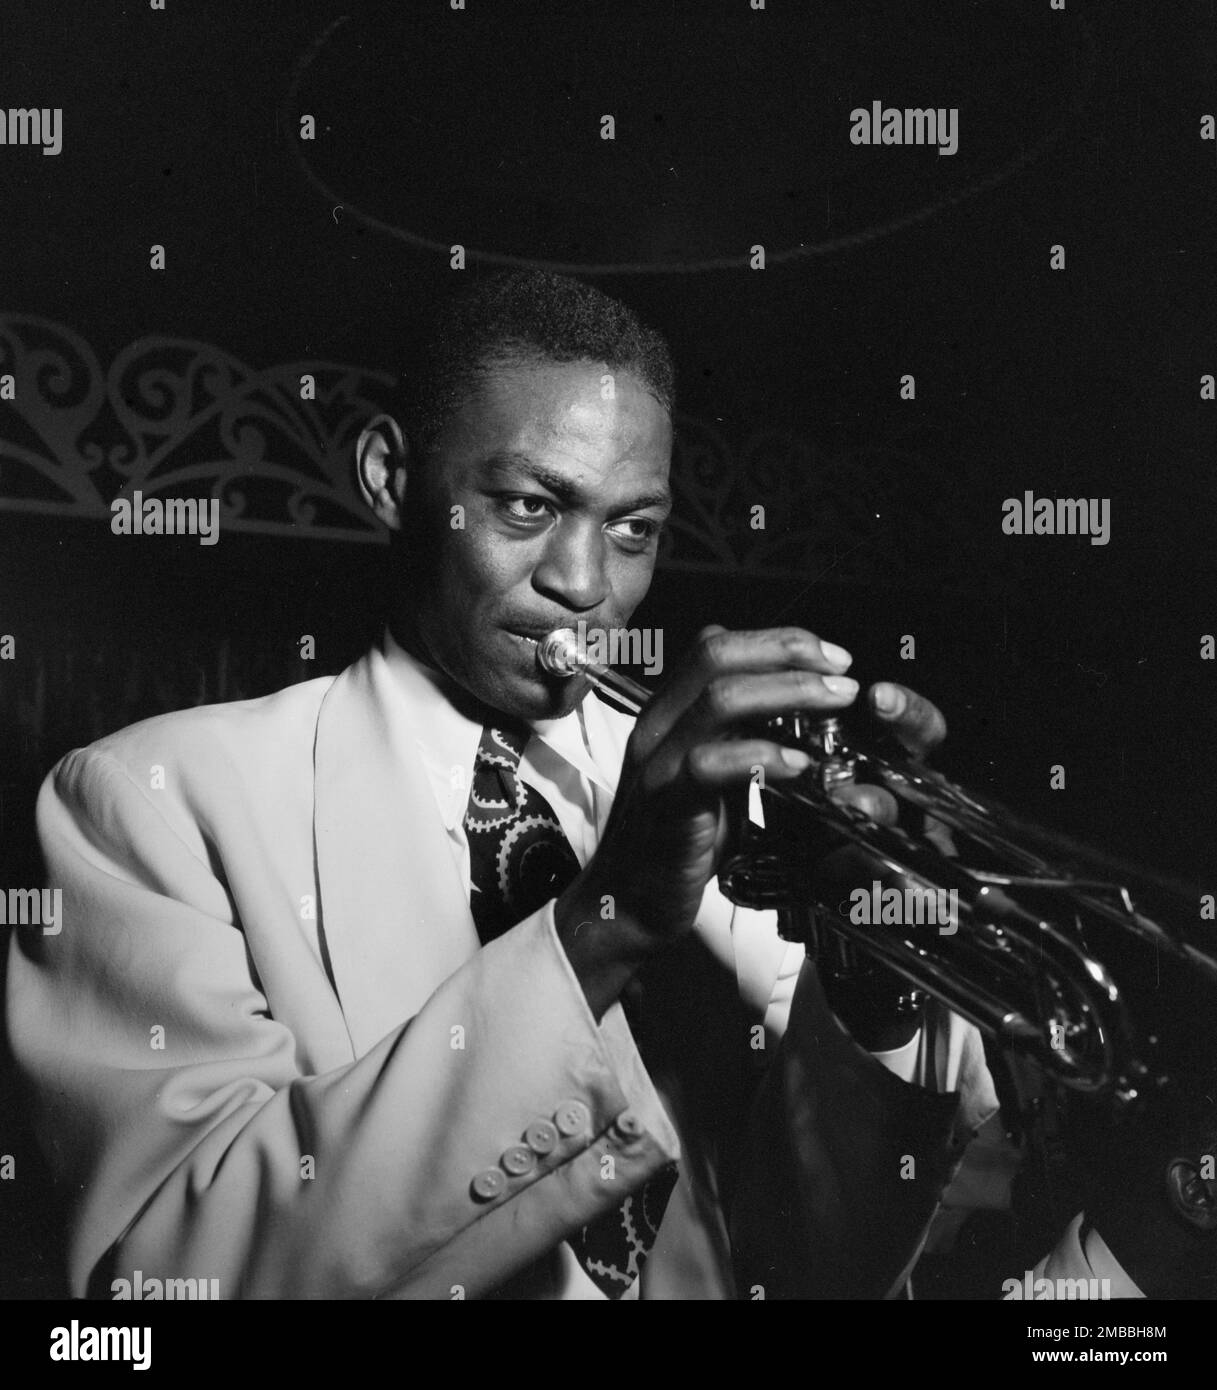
[
  {"x1": 822, "y1": 675, "x2": 858, "y2": 697},
  {"x1": 872, "y1": 683, "x2": 904, "y2": 716},
  {"x1": 781, "y1": 747, "x2": 813, "y2": 770},
  {"x1": 820, "y1": 641, "x2": 852, "y2": 671}
]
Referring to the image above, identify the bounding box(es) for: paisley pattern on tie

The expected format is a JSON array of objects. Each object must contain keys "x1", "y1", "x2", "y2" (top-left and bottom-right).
[
  {"x1": 463, "y1": 723, "x2": 677, "y2": 1297},
  {"x1": 465, "y1": 728, "x2": 528, "y2": 832},
  {"x1": 464, "y1": 725, "x2": 581, "y2": 941},
  {"x1": 575, "y1": 1162, "x2": 680, "y2": 1295}
]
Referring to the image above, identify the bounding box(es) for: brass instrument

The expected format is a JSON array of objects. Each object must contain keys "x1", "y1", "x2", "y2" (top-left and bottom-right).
[{"x1": 537, "y1": 627, "x2": 1214, "y2": 1105}]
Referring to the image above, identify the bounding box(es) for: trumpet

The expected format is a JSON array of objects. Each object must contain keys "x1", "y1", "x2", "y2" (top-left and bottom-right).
[{"x1": 537, "y1": 627, "x2": 1215, "y2": 1104}]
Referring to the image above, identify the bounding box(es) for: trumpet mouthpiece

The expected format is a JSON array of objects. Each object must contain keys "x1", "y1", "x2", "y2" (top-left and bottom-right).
[{"x1": 537, "y1": 628, "x2": 583, "y2": 678}]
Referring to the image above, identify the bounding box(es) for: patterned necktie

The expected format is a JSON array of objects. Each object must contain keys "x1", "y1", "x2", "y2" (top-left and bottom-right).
[{"x1": 464, "y1": 724, "x2": 677, "y2": 1297}]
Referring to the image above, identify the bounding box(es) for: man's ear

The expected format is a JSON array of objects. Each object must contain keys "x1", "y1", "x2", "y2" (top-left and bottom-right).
[
  {"x1": 1165, "y1": 1155, "x2": 1217, "y2": 1232},
  {"x1": 356, "y1": 414, "x2": 409, "y2": 531}
]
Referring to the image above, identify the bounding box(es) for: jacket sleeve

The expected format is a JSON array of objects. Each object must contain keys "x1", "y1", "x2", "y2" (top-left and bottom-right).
[{"x1": 6, "y1": 748, "x2": 680, "y2": 1299}]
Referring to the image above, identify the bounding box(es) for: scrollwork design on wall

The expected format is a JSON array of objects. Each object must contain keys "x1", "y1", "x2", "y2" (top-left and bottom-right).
[
  {"x1": 104, "y1": 334, "x2": 398, "y2": 541},
  {"x1": 0, "y1": 315, "x2": 398, "y2": 543},
  {"x1": 0, "y1": 315, "x2": 953, "y2": 581},
  {"x1": 0, "y1": 316, "x2": 112, "y2": 513}
]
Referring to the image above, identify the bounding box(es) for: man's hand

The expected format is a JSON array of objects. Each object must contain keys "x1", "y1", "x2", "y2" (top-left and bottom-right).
[
  {"x1": 555, "y1": 626, "x2": 948, "y2": 1017},
  {"x1": 867, "y1": 680, "x2": 948, "y2": 759},
  {"x1": 867, "y1": 679, "x2": 954, "y2": 855}
]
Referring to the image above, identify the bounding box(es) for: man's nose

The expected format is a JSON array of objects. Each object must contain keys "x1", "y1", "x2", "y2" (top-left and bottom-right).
[{"x1": 531, "y1": 521, "x2": 609, "y2": 612}]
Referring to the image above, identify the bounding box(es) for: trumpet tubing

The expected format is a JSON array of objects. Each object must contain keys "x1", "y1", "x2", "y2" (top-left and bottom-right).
[{"x1": 537, "y1": 626, "x2": 1210, "y2": 1104}]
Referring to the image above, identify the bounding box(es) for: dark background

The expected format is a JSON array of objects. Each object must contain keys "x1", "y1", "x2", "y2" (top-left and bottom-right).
[{"x1": 0, "y1": 0, "x2": 1214, "y2": 1296}]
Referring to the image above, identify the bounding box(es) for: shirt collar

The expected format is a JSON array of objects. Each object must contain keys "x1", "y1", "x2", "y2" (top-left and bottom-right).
[
  {"x1": 1082, "y1": 1220, "x2": 1146, "y2": 1300},
  {"x1": 1042, "y1": 1213, "x2": 1145, "y2": 1299},
  {"x1": 379, "y1": 628, "x2": 617, "y2": 830}
]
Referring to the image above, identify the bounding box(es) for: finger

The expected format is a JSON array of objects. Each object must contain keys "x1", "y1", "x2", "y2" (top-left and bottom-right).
[
  {"x1": 686, "y1": 626, "x2": 852, "y2": 677},
  {"x1": 678, "y1": 738, "x2": 815, "y2": 790},
  {"x1": 690, "y1": 669, "x2": 859, "y2": 733},
  {"x1": 868, "y1": 682, "x2": 947, "y2": 758},
  {"x1": 829, "y1": 782, "x2": 899, "y2": 825},
  {"x1": 641, "y1": 626, "x2": 854, "y2": 745},
  {"x1": 642, "y1": 669, "x2": 859, "y2": 785}
]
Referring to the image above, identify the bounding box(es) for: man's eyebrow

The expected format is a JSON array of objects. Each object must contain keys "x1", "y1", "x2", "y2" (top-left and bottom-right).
[
  {"x1": 480, "y1": 451, "x2": 672, "y2": 512},
  {"x1": 621, "y1": 489, "x2": 673, "y2": 514},
  {"x1": 480, "y1": 452, "x2": 575, "y2": 500}
]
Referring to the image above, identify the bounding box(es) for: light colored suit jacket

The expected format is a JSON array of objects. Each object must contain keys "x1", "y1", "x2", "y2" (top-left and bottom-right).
[{"x1": 7, "y1": 644, "x2": 997, "y2": 1299}]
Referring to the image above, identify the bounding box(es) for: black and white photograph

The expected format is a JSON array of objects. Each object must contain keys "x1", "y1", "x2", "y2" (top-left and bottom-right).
[{"x1": 0, "y1": 0, "x2": 1213, "y2": 1359}]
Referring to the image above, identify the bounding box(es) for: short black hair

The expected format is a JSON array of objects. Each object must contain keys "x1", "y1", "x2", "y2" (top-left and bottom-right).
[{"x1": 397, "y1": 270, "x2": 675, "y2": 459}]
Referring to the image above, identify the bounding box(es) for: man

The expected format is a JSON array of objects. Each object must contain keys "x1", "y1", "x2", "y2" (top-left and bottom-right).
[{"x1": 7, "y1": 271, "x2": 996, "y2": 1299}]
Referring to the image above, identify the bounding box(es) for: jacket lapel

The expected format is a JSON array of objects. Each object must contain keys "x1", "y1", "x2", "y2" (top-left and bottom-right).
[{"x1": 313, "y1": 647, "x2": 479, "y2": 1055}]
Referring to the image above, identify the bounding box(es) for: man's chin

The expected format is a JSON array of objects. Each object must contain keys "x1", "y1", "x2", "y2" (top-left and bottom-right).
[
  {"x1": 484, "y1": 631, "x2": 586, "y2": 721},
  {"x1": 492, "y1": 673, "x2": 585, "y2": 723},
  {"x1": 459, "y1": 655, "x2": 586, "y2": 724},
  {"x1": 416, "y1": 626, "x2": 586, "y2": 723}
]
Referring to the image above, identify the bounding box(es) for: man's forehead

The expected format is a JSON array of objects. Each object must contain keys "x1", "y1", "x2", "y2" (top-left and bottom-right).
[
  {"x1": 441, "y1": 357, "x2": 672, "y2": 482},
  {"x1": 480, "y1": 448, "x2": 672, "y2": 510},
  {"x1": 479, "y1": 357, "x2": 667, "y2": 430}
]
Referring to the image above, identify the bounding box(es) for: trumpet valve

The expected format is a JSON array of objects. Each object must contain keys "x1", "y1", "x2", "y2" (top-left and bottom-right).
[
  {"x1": 763, "y1": 713, "x2": 857, "y2": 792},
  {"x1": 815, "y1": 717, "x2": 858, "y2": 791}
]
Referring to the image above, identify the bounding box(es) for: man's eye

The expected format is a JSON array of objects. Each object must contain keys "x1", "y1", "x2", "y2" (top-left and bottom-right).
[
  {"x1": 501, "y1": 497, "x2": 553, "y2": 522},
  {"x1": 608, "y1": 517, "x2": 661, "y2": 547}
]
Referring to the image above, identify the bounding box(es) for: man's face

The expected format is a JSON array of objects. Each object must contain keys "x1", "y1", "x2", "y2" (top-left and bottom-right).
[{"x1": 398, "y1": 356, "x2": 673, "y2": 721}]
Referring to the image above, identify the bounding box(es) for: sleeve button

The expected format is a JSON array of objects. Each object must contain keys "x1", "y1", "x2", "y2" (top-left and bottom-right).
[
  {"x1": 501, "y1": 1145, "x2": 536, "y2": 1176},
  {"x1": 471, "y1": 1168, "x2": 507, "y2": 1201},
  {"x1": 524, "y1": 1119, "x2": 559, "y2": 1154},
  {"x1": 611, "y1": 1109, "x2": 643, "y2": 1140},
  {"x1": 554, "y1": 1099, "x2": 591, "y2": 1137}
]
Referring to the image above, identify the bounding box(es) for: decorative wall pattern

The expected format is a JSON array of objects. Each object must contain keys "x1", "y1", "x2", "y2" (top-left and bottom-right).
[
  {"x1": 0, "y1": 314, "x2": 393, "y2": 543},
  {"x1": 0, "y1": 314, "x2": 953, "y2": 583}
]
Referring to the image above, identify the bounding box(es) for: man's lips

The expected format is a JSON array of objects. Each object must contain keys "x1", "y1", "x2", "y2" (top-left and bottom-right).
[
  {"x1": 504, "y1": 620, "x2": 620, "y2": 642},
  {"x1": 501, "y1": 630, "x2": 564, "y2": 687},
  {"x1": 502, "y1": 631, "x2": 551, "y2": 675},
  {"x1": 502, "y1": 628, "x2": 590, "y2": 682},
  {"x1": 503, "y1": 624, "x2": 585, "y2": 644}
]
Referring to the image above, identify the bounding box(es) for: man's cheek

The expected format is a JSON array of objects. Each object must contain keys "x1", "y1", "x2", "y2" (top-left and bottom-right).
[
  {"x1": 612, "y1": 569, "x2": 654, "y2": 627},
  {"x1": 437, "y1": 534, "x2": 500, "y2": 604},
  {"x1": 473, "y1": 545, "x2": 538, "y2": 602}
]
